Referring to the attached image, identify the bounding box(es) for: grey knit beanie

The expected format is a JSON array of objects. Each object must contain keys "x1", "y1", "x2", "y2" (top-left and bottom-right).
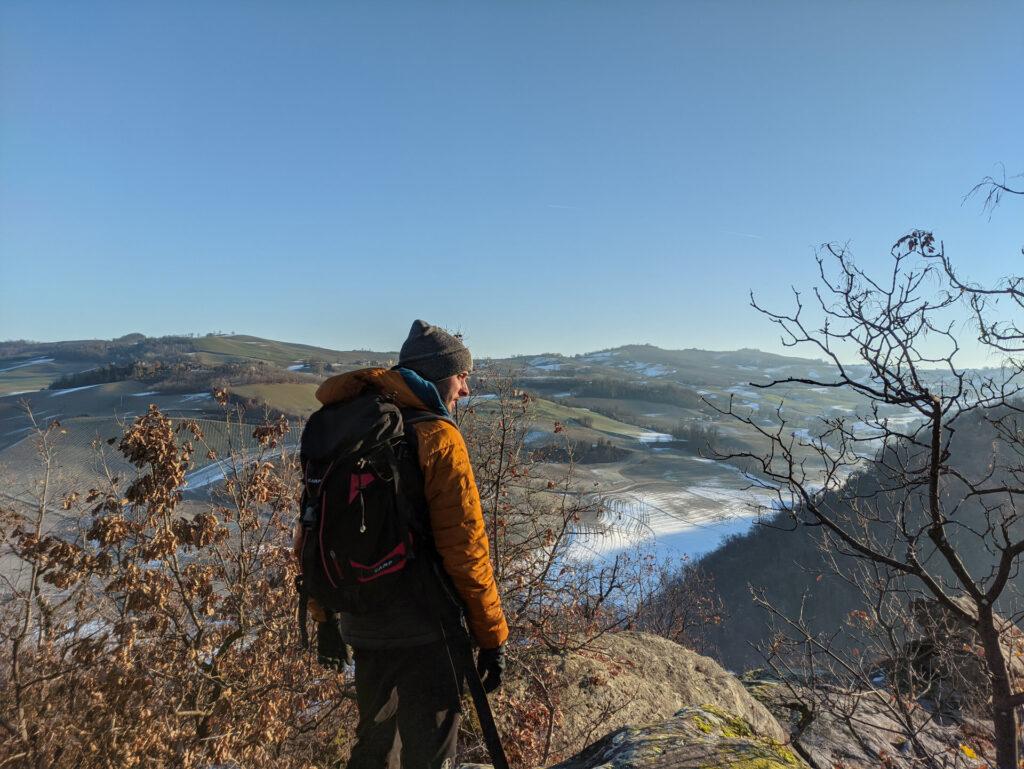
[{"x1": 398, "y1": 319, "x2": 473, "y2": 382}]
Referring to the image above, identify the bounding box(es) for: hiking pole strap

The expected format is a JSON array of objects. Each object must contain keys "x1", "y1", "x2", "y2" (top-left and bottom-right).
[{"x1": 461, "y1": 647, "x2": 510, "y2": 769}]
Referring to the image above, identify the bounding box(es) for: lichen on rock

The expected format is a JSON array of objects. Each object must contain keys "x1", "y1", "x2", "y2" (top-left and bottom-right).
[{"x1": 547, "y1": 705, "x2": 807, "y2": 769}]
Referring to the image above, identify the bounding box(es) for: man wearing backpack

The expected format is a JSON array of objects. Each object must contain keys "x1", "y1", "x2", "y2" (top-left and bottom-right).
[{"x1": 295, "y1": 320, "x2": 508, "y2": 769}]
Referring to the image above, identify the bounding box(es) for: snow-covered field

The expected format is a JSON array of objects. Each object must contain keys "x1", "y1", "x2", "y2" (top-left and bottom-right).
[{"x1": 568, "y1": 470, "x2": 778, "y2": 563}]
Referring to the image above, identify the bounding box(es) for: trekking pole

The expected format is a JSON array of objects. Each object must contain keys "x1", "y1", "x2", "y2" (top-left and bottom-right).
[
  {"x1": 465, "y1": 661, "x2": 510, "y2": 769},
  {"x1": 421, "y1": 558, "x2": 509, "y2": 769},
  {"x1": 437, "y1": 619, "x2": 510, "y2": 769}
]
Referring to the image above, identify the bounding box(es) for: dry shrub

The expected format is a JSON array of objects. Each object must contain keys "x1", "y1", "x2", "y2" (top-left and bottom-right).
[{"x1": 1, "y1": 404, "x2": 356, "y2": 769}]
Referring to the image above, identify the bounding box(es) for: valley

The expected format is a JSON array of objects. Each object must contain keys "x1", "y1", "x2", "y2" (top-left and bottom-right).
[{"x1": 0, "y1": 334, "x2": 925, "y2": 562}]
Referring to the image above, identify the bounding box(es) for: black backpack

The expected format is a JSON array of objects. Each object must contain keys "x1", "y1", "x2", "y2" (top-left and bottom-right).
[{"x1": 297, "y1": 393, "x2": 444, "y2": 615}]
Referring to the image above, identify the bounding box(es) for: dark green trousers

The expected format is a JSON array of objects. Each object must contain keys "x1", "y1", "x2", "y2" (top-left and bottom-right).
[{"x1": 346, "y1": 640, "x2": 467, "y2": 769}]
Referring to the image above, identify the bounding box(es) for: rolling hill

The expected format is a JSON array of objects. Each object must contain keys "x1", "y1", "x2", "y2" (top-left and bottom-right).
[{"x1": 1, "y1": 332, "x2": 934, "y2": 565}]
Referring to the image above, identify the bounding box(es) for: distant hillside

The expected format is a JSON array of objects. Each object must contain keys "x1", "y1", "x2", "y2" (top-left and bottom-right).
[
  {"x1": 0, "y1": 333, "x2": 395, "y2": 407},
  {"x1": 0, "y1": 333, "x2": 933, "y2": 566},
  {"x1": 0, "y1": 335, "x2": 396, "y2": 459},
  {"x1": 686, "y1": 405, "x2": 1024, "y2": 670}
]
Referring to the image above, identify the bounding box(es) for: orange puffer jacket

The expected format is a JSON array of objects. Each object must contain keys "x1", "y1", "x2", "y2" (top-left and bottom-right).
[{"x1": 314, "y1": 368, "x2": 510, "y2": 650}]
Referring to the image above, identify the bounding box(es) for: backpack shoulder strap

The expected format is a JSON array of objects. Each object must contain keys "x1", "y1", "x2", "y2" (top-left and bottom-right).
[
  {"x1": 395, "y1": 409, "x2": 455, "y2": 542},
  {"x1": 401, "y1": 408, "x2": 456, "y2": 430},
  {"x1": 400, "y1": 408, "x2": 457, "y2": 457}
]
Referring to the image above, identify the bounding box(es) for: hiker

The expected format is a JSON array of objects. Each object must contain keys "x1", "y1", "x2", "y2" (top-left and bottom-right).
[{"x1": 294, "y1": 319, "x2": 509, "y2": 769}]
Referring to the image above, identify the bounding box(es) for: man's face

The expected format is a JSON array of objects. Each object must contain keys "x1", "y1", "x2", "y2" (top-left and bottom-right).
[{"x1": 436, "y1": 371, "x2": 470, "y2": 413}]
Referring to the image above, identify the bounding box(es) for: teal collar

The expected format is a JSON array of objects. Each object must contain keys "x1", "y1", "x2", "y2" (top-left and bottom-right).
[{"x1": 392, "y1": 367, "x2": 451, "y2": 418}]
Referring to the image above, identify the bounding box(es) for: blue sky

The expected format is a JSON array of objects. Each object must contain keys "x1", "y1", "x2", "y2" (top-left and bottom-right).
[{"x1": 1, "y1": 2, "x2": 1021, "y2": 363}]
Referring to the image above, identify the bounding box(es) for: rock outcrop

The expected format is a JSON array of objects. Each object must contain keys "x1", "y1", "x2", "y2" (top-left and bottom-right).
[
  {"x1": 549, "y1": 705, "x2": 806, "y2": 769},
  {"x1": 497, "y1": 631, "x2": 788, "y2": 761},
  {"x1": 466, "y1": 631, "x2": 993, "y2": 769}
]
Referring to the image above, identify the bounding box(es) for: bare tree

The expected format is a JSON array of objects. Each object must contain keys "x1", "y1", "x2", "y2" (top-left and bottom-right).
[
  {"x1": 709, "y1": 230, "x2": 1024, "y2": 768},
  {"x1": 964, "y1": 164, "x2": 1024, "y2": 218}
]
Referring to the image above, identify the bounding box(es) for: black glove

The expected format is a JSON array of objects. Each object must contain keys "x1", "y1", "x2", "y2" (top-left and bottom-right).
[
  {"x1": 316, "y1": 613, "x2": 352, "y2": 672},
  {"x1": 476, "y1": 645, "x2": 506, "y2": 693}
]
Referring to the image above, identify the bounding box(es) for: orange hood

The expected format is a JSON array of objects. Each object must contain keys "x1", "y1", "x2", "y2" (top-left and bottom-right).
[{"x1": 315, "y1": 368, "x2": 431, "y2": 411}]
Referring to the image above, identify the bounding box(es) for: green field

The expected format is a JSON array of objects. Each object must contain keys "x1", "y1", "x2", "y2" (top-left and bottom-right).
[
  {"x1": 0, "y1": 358, "x2": 93, "y2": 396},
  {"x1": 527, "y1": 398, "x2": 648, "y2": 439},
  {"x1": 193, "y1": 335, "x2": 396, "y2": 368},
  {"x1": 231, "y1": 383, "x2": 321, "y2": 417},
  {"x1": 458, "y1": 396, "x2": 651, "y2": 453}
]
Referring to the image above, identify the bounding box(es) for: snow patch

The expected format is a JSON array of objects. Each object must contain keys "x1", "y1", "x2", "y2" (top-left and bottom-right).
[
  {"x1": 287, "y1": 364, "x2": 306, "y2": 371},
  {"x1": 726, "y1": 386, "x2": 760, "y2": 400},
  {"x1": 616, "y1": 361, "x2": 673, "y2": 377},
  {"x1": 130, "y1": 391, "x2": 160, "y2": 397},
  {"x1": 0, "y1": 357, "x2": 54, "y2": 373},
  {"x1": 184, "y1": 460, "x2": 233, "y2": 490},
  {"x1": 184, "y1": 447, "x2": 287, "y2": 490},
  {"x1": 637, "y1": 431, "x2": 673, "y2": 444},
  {"x1": 883, "y1": 413, "x2": 922, "y2": 428},
  {"x1": 49, "y1": 384, "x2": 101, "y2": 396},
  {"x1": 643, "y1": 365, "x2": 672, "y2": 376},
  {"x1": 458, "y1": 394, "x2": 498, "y2": 406}
]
